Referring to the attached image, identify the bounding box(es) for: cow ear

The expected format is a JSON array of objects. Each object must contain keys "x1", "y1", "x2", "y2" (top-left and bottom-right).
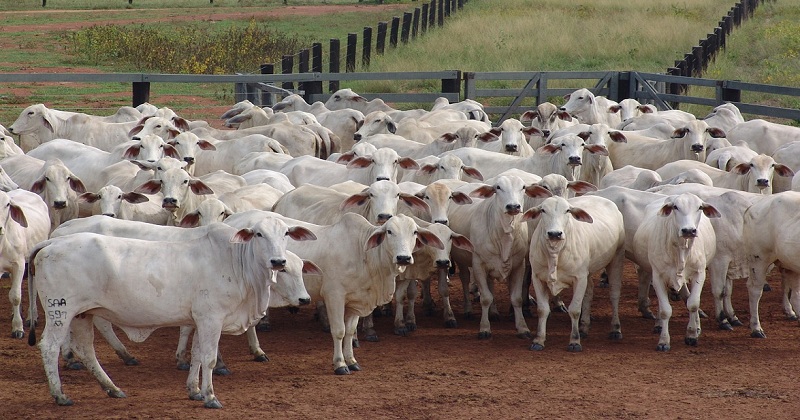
[
  {"x1": 399, "y1": 193, "x2": 430, "y2": 214},
  {"x1": 340, "y1": 192, "x2": 370, "y2": 211},
  {"x1": 584, "y1": 144, "x2": 608, "y2": 156},
  {"x1": 701, "y1": 203, "x2": 722, "y2": 219},
  {"x1": 387, "y1": 121, "x2": 397, "y2": 134},
  {"x1": 31, "y1": 178, "x2": 46, "y2": 194},
  {"x1": 398, "y1": 157, "x2": 419, "y2": 170},
  {"x1": 577, "y1": 131, "x2": 591, "y2": 141},
  {"x1": 122, "y1": 192, "x2": 149, "y2": 204},
  {"x1": 521, "y1": 207, "x2": 542, "y2": 222},
  {"x1": 707, "y1": 128, "x2": 726, "y2": 138},
  {"x1": 478, "y1": 132, "x2": 498, "y2": 143},
  {"x1": 569, "y1": 207, "x2": 593, "y2": 223},
  {"x1": 231, "y1": 228, "x2": 255, "y2": 243},
  {"x1": 608, "y1": 104, "x2": 621, "y2": 114},
  {"x1": 135, "y1": 180, "x2": 162, "y2": 195},
  {"x1": 365, "y1": 230, "x2": 386, "y2": 250},
  {"x1": 171, "y1": 117, "x2": 190, "y2": 132},
  {"x1": 520, "y1": 110, "x2": 537, "y2": 122},
  {"x1": 470, "y1": 185, "x2": 495, "y2": 198},
  {"x1": 163, "y1": 144, "x2": 180, "y2": 159},
  {"x1": 67, "y1": 176, "x2": 86, "y2": 194},
  {"x1": 417, "y1": 228, "x2": 445, "y2": 250},
  {"x1": 128, "y1": 124, "x2": 144, "y2": 137},
  {"x1": 639, "y1": 105, "x2": 655, "y2": 114},
  {"x1": 8, "y1": 203, "x2": 28, "y2": 228},
  {"x1": 525, "y1": 185, "x2": 553, "y2": 198},
  {"x1": 41, "y1": 112, "x2": 56, "y2": 133},
  {"x1": 301, "y1": 260, "x2": 323, "y2": 276},
  {"x1": 287, "y1": 226, "x2": 317, "y2": 241},
  {"x1": 123, "y1": 145, "x2": 140, "y2": 159},
  {"x1": 567, "y1": 180, "x2": 598, "y2": 194},
  {"x1": 461, "y1": 166, "x2": 483, "y2": 181},
  {"x1": 609, "y1": 131, "x2": 627, "y2": 143},
  {"x1": 671, "y1": 128, "x2": 689, "y2": 139},
  {"x1": 451, "y1": 232, "x2": 474, "y2": 252},
  {"x1": 775, "y1": 164, "x2": 795, "y2": 178},
  {"x1": 179, "y1": 211, "x2": 201, "y2": 228},
  {"x1": 731, "y1": 163, "x2": 751, "y2": 175},
  {"x1": 188, "y1": 180, "x2": 214, "y2": 195},
  {"x1": 198, "y1": 140, "x2": 216, "y2": 151},
  {"x1": 539, "y1": 144, "x2": 560, "y2": 155},
  {"x1": 450, "y1": 191, "x2": 473, "y2": 205},
  {"x1": 522, "y1": 127, "x2": 543, "y2": 138},
  {"x1": 418, "y1": 164, "x2": 438, "y2": 175},
  {"x1": 78, "y1": 192, "x2": 100, "y2": 203},
  {"x1": 658, "y1": 203, "x2": 674, "y2": 217},
  {"x1": 439, "y1": 132, "x2": 458, "y2": 143},
  {"x1": 347, "y1": 156, "x2": 373, "y2": 169}
]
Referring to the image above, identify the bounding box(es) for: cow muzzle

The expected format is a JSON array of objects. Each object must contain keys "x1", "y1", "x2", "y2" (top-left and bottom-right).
[
  {"x1": 568, "y1": 156, "x2": 582, "y2": 166},
  {"x1": 53, "y1": 201, "x2": 67, "y2": 209},
  {"x1": 162, "y1": 197, "x2": 178, "y2": 210},
  {"x1": 505, "y1": 204, "x2": 521, "y2": 215},
  {"x1": 505, "y1": 144, "x2": 518, "y2": 153},
  {"x1": 547, "y1": 231, "x2": 563, "y2": 241},
  {"x1": 680, "y1": 228, "x2": 697, "y2": 238},
  {"x1": 270, "y1": 258, "x2": 287, "y2": 270},
  {"x1": 396, "y1": 255, "x2": 413, "y2": 266},
  {"x1": 691, "y1": 144, "x2": 704, "y2": 153}
]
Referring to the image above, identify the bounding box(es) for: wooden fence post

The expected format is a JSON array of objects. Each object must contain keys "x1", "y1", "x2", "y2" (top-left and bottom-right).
[
  {"x1": 132, "y1": 82, "x2": 150, "y2": 107},
  {"x1": 421, "y1": 4, "x2": 429, "y2": 33},
  {"x1": 346, "y1": 33, "x2": 357, "y2": 73},
  {"x1": 390, "y1": 17, "x2": 400, "y2": 48},
  {"x1": 441, "y1": 70, "x2": 461, "y2": 101},
  {"x1": 312, "y1": 43, "x2": 323, "y2": 73},
  {"x1": 401, "y1": 12, "x2": 412, "y2": 43},
  {"x1": 260, "y1": 64, "x2": 275, "y2": 107},
  {"x1": 376, "y1": 22, "x2": 387, "y2": 54},
  {"x1": 363, "y1": 27, "x2": 373, "y2": 68},
  {"x1": 438, "y1": 0, "x2": 445, "y2": 27},
  {"x1": 717, "y1": 80, "x2": 742, "y2": 103},
  {"x1": 412, "y1": 8, "x2": 420, "y2": 39},
  {"x1": 281, "y1": 55, "x2": 294, "y2": 91},
  {"x1": 429, "y1": 1, "x2": 436, "y2": 29},
  {"x1": 329, "y1": 39, "x2": 340, "y2": 92}
]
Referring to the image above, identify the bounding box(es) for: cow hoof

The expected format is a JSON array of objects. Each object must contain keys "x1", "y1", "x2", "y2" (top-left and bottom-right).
[
  {"x1": 10, "y1": 330, "x2": 23, "y2": 339},
  {"x1": 609, "y1": 331, "x2": 623, "y2": 341},
  {"x1": 516, "y1": 331, "x2": 532, "y2": 339},
  {"x1": 204, "y1": 398, "x2": 223, "y2": 409},
  {"x1": 124, "y1": 358, "x2": 140, "y2": 366},
  {"x1": 763, "y1": 283, "x2": 772, "y2": 292},
  {"x1": 213, "y1": 367, "x2": 232, "y2": 376},
  {"x1": 352, "y1": 338, "x2": 359, "y2": 348},
  {"x1": 567, "y1": 343, "x2": 582, "y2": 352},
  {"x1": 699, "y1": 309, "x2": 708, "y2": 319},
  {"x1": 718, "y1": 322, "x2": 733, "y2": 331},
  {"x1": 189, "y1": 393, "x2": 204, "y2": 401},
  {"x1": 729, "y1": 318, "x2": 743, "y2": 327},
  {"x1": 347, "y1": 363, "x2": 361, "y2": 372},
  {"x1": 66, "y1": 361, "x2": 85, "y2": 371},
  {"x1": 656, "y1": 344, "x2": 670, "y2": 352},
  {"x1": 444, "y1": 319, "x2": 458, "y2": 329},
  {"x1": 177, "y1": 362, "x2": 190, "y2": 371},
  {"x1": 579, "y1": 331, "x2": 588, "y2": 339},
  {"x1": 406, "y1": 323, "x2": 417, "y2": 332},
  {"x1": 652, "y1": 325, "x2": 662, "y2": 334},
  {"x1": 106, "y1": 389, "x2": 127, "y2": 399},
  {"x1": 55, "y1": 396, "x2": 74, "y2": 406},
  {"x1": 255, "y1": 323, "x2": 272, "y2": 333},
  {"x1": 364, "y1": 334, "x2": 379, "y2": 342},
  {"x1": 684, "y1": 337, "x2": 698, "y2": 346},
  {"x1": 24, "y1": 319, "x2": 37, "y2": 329},
  {"x1": 750, "y1": 330, "x2": 766, "y2": 339},
  {"x1": 477, "y1": 331, "x2": 492, "y2": 340},
  {"x1": 788, "y1": 314, "x2": 799, "y2": 321},
  {"x1": 529, "y1": 343, "x2": 544, "y2": 351},
  {"x1": 394, "y1": 327, "x2": 408, "y2": 337},
  {"x1": 640, "y1": 311, "x2": 656, "y2": 320},
  {"x1": 253, "y1": 354, "x2": 269, "y2": 363},
  {"x1": 669, "y1": 290, "x2": 680, "y2": 301},
  {"x1": 334, "y1": 366, "x2": 351, "y2": 375}
]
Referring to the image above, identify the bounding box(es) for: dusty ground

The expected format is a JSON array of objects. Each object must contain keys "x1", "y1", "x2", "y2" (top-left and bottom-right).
[{"x1": 1, "y1": 262, "x2": 799, "y2": 418}]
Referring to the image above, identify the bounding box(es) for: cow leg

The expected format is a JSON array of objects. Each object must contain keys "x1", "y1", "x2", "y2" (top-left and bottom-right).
[
  {"x1": 176, "y1": 326, "x2": 193, "y2": 371},
  {"x1": 722, "y1": 277, "x2": 743, "y2": 326},
  {"x1": 194, "y1": 322, "x2": 223, "y2": 409},
  {"x1": 457, "y1": 262, "x2": 474, "y2": 319},
  {"x1": 405, "y1": 279, "x2": 418, "y2": 332},
  {"x1": 651, "y1": 273, "x2": 673, "y2": 351},
  {"x1": 606, "y1": 250, "x2": 625, "y2": 340},
  {"x1": 708, "y1": 257, "x2": 732, "y2": 330},
  {"x1": 315, "y1": 301, "x2": 331, "y2": 333},
  {"x1": 529, "y1": 275, "x2": 550, "y2": 351},
  {"x1": 359, "y1": 314, "x2": 378, "y2": 342},
  {"x1": 746, "y1": 260, "x2": 771, "y2": 338},
  {"x1": 256, "y1": 310, "x2": 271, "y2": 332},
  {"x1": 394, "y1": 279, "x2": 410, "y2": 336},
  {"x1": 326, "y1": 298, "x2": 349, "y2": 375},
  {"x1": 70, "y1": 316, "x2": 126, "y2": 399},
  {"x1": 579, "y1": 276, "x2": 594, "y2": 339},
  {"x1": 780, "y1": 269, "x2": 799, "y2": 320},
  {"x1": 438, "y1": 270, "x2": 457, "y2": 328},
  {"x1": 685, "y1": 270, "x2": 705, "y2": 346},
  {"x1": 568, "y1": 276, "x2": 589, "y2": 352},
  {"x1": 93, "y1": 317, "x2": 138, "y2": 366},
  {"x1": 39, "y1": 313, "x2": 75, "y2": 405},
  {"x1": 186, "y1": 332, "x2": 202, "y2": 400},
  {"x1": 787, "y1": 274, "x2": 800, "y2": 326},
  {"x1": 343, "y1": 311, "x2": 360, "y2": 372},
  {"x1": 508, "y1": 264, "x2": 531, "y2": 338},
  {"x1": 246, "y1": 326, "x2": 268, "y2": 362},
  {"x1": 421, "y1": 277, "x2": 435, "y2": 316},
  {"x1": 637, "y1": 267, "x2": 656, "y2": 319},
  {"x1": 472, "y1": 263, "x2": 494, "y2": 339},
  {"x1": 9, "y1": 265, "x2": 24, "y2": 338}
]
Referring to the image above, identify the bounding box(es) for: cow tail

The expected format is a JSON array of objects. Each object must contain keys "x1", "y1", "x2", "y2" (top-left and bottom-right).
[{"x1": 27, "y1": 241, "x2": 47, "y2": 346}]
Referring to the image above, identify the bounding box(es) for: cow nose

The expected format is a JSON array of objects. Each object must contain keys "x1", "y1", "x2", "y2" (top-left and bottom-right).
[
  {"x1": 691, "y1": 144, "x2": 704, "y2": 152},
  {"x1": 436, "y1": 259, "x2": 451, "y2": 268},
  {"x1": 299, "y1": 297, "x2": 311, "y2": 306},
  {"x1": 270, "y1": 258, "x2": 287, "y2": 269},
  {"x1": 162, "y1": 197, "x2": 178, "y2": 208},
  {"x1": 353, "y1": 133, "x2": 362, "y2": 141},
  {"x1": 756, "y1": 179, "x2": 769, "y2": 187},
  {"x1": 541, "y1": 129, "x2": 551, "y2": 138},
  {"x1": 377, "y1": 214, "x2": 393, "y2": 223},
  {"x1": 568, "y1": 156, "x2": 582, "y2": 165},
  {"x1": 7, "y1": 127, "x2": 15, "y2": 134},
  {"x1": 184, "y1": 157, "x2": 195, "y2": 164},
  {"x1": 505, "y1": 144, "x2": 518, "y2": 152},
  {"x1": 376, "y1": 176, "x2": 390, "y2": 181},
  {"x1": 680, "y1": 228, "x2": 697, "y2": 238},
  {"x1": 505, "y1": 203, "x2": 521, "y2": 214},
  {"x1": 396, "y1": 255, "x2": 412, "y2": 265},
  {"x1": 559, "y1": 107, "x2": 567, "y2": 111},
  {"x1": 132, "y1": 136, "x2": 141, "y2": 141},
  {"x1": 102, "y1": 213, "x2": 116, "y2": 218},
  {"x1": 53, "y1": 201, "x2": 67, "y2": 209},
  {"x1": 433, "y1": 219, "x2": 449, "y2": 225},
  {"x1": 547, "y1": 231, "x2": 563, "y2": 240}
]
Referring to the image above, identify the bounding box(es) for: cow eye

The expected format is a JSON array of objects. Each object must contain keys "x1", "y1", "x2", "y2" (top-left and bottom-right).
[
  {"x1": 256, "y1": 232, "x2": 263, "y2": 237},
  {"x1": 413, "y1": 230, "x2": 419, "y2": 235},
  {"x1": 117, "y1": 195, "x2": 122, "y2": 199},
  {"x1": 157, "y1": 166, "x2": 163, "y2": 171},
  {"x1": 45, "y1": 176, "x2": 51, "y2": 181},
  {"x1": 387, "y1": 230, "x2": 393, "y2": 235},
  {"x1": 495, "y1": 185, "x2": 501, "y2": 190},
  {"x1": 183, "y1": 180, "x2": 189, "y2": 184}
]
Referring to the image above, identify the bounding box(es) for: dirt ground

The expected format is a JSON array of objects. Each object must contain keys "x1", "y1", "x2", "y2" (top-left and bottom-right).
[{"x1": 1, "y1": 261, "x2": 799, "y2": 419}]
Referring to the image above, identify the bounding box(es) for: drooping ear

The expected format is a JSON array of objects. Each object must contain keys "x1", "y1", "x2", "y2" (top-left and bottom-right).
[
  {"x1": 451, "y1": 232, "x2": 474, "y2": 252},
  {"x1": 41, "y1": 111, "x2": 56, "y2": 133},
  {"x1": 539, "y1": 144, "x2": 561, "y2": 155},
  {"x1": 197, "y1": 140, "x2": 217, "y2": 151},
  {"x1": 638, "y1": 105, "x2": 655, "y2": 113},
  {"x1": 577, "y1": 131, "x2": 591, "y2": 141},
  {"x1": 231, "y1": 228, "x2": 256, "y2": 243},
  {"x1": 340, "y1": 192, "x2": 370, "y2": 211},
  {"x1": 188, "y1": 180, "x2": 214, "y2": 195},
  {"x1": 347, "y1": 156, "x2": 374, "y2": 169},
  {"x1": 658, "y1": 202, "x2": 674, "y2": 217},
  {"x1": 135, "y1": 180, "x2": 163, "y2": 195},
  {"x1": 520, "y1": 110, "x2": 538, "y2": 122},
  {"x1": 567, "y1": 180, "x2": 598, "y2": 194},
  {"x1": 68, "y1": 176, "x2": 86, "y2": 194},
  {"x1": 302, "y1": 260, "x2": 323, "y2": 275},
  {"x1": 563, "y1": 93, "x2": 571, "y2": 101},
  {"x1": 775, "y1": 164, "x2": 795, "y2": 178},
  {"x1": 569, "y1": 207, "x2": 593, "y2": 223},
  {"x1": 731, "y1": 162, "x2": 752, "y2": 175},
  {"x1": 701, "y1": 203, "x2": 722, "y2": 219},
  {"x1": 387, "y1": 121, "x2": 397, "y2": 134},
  {"x1": 556, "y1": 111, "x2": 572, "y2": 122},
  {"x1": 123, "y1": 145, "x2": 141, "y2": 159},
  {"x1": 608, "y1": 104, "x2": 621, "y2": 114},
  {"x1": 671, "y1": 128, "x2": 689, "y2": 139},
  {"x1": 609, "y1": 131, "x2": 627, "y2": 143},
  {"x1": 706, "y1": 128, "x2": 726, "y2": 138},
  {"x1": 478, "y1": 132, "x2": 499, "y2": 143},
  {"x1": 461, "y1": 166, "x2": 484, "y2": 181},
  {"x1": 287, "y1": 226, "x2": 317, "y2": 241},
  {"x1": 450, "y1": 191, "x2": 473, "y2": 205},
  {"x1": 525, "y1": 185, "x2": 553, "y2": 198},
  {"x1": 128, "y1": 124, "x2": 144, "y2": 137},
  {"x1": 418, "y1": 164, "x2": 438, "y2": 175},
  {"x1": 469, "y1": 185, "x2": 496, "y2": 199},
  {"x1": 365, "y1": 230, "x2": 386, "y2": 250},
  {"x1": 521, "y1": 207, "x2": 543, "y2": 222},
  {"x1": 165, "y1": 128, "x2": 181, "y2": 140},
  {"x1": 163, "y1": 144, "x2": 180, "y2": 159},
  {"x1": 78, "y1": 192, "x2": 100, "y2": 203},
  {"x1": 31, "y1": 177, "x2": 46, "y2": 194},
  {"x1": 179, "y1": 211, "x2": 201, "y2": 228},
  {"x1": 336, "y1": 152, "x2": 356, "y2": 164},
  {"x1": 417, "y1": 228, "x2": 445, "y2": 250},
  {"x1": 438, "y1": 132, "x2": 458, "y2": 143},
  {"x1": 398, "y1": 157, "x2": 419, "y2": 170},
  {"x1": 8, "y1": 202, "x2": 28, "y2": 228},
  {"x1": 522, "y1": 127, "x2": 543, "y2": 138},
  {"x1": 399, "y1": 193, "x2": 430, "y2": 214},
  {"x1": 122, "y1": 192, "x2": 149, "y2": 204},
  {"x1": 172, "y1": 117, "x2": 190, "y2": 132},
  {"x1": 584, "y1": 144, "x2": 609, "y2": 156}
]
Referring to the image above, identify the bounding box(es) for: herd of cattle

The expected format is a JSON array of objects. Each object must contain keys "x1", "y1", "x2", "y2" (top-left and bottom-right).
[{"x1": 2, "y1": 87, "x2": 800, "y2": 408}]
